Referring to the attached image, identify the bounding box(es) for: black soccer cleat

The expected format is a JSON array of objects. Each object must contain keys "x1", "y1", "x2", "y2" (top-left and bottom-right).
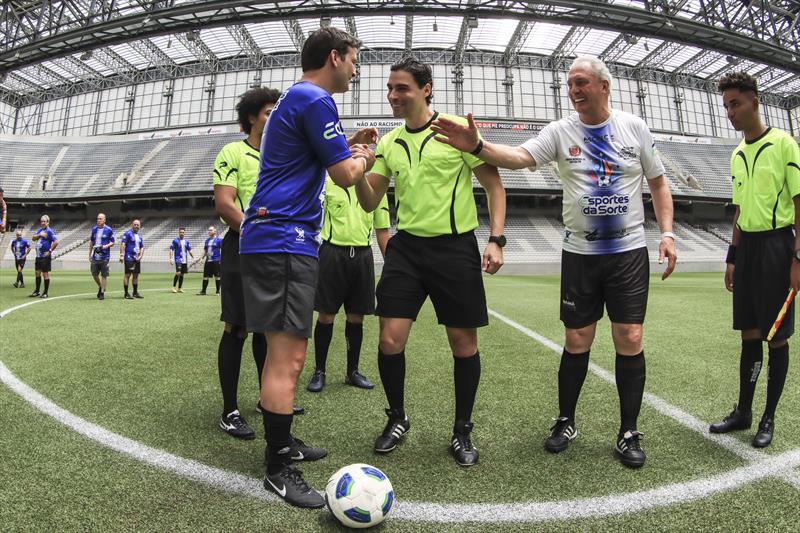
[
  {"x1": 709, "y1": 404, "x2": 752, "y2": 433},
  {"x1": 374, "y1": 408, "x2": 410, "y2": 454},
  {"x1": 133, "y1": 292, "x2": 144, "y2": 299},
  {"x1": 289, "y1": 436, "x2": 327, "y2": 462},
  {"x1": 12, "y1": 282, "x2": 19, "y2": 288},
  {"x1": 544, "y1": 417, "x2": 577, "y2": 453},
  {"x1": 29, "y1": 291, "x2": 40, "y2": 297},
  {"x1": 345, "y1": 370, "x2": 374, "y2": 390},
  {"x1": 40, "y1": 294, "x2": 49, "y2": 299},
  {"x1": 307, "y1": 369, "x2": 325, "y2": 392},
  {"x1": 218, "y1": 410, "x2": 256, "y2": 440},
  {"x1": 196, "y1": 291, "x2": 206, "y2": 296},
  {"x1": 124, "y1": 293, "x2": 134, "y2": 300},
  {"x1": 615, "y1": 430, "x2": 646, "y2": 468},
  {"x1": 264, "y1": 465, "x2": 325, "y2": 509},
  {"x1": 98, "y1": 292, "x2": 105, "y2": 300},
  {"x1": 450, "y1": 421, "x2": 479, "y2": 467},
  {"x1": 19, "y1": 283, "x2": 25, "y2": 288},
  {"x1": 752, "y1": 417, "x2": 774, "y2": 448}
]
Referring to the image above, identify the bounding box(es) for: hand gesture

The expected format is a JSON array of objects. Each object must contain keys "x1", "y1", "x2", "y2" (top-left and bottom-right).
[
  {"x1": 351, "y1": 144, "x2": 376, "y2": 173},
  {"x1": 431, "y1": 113, "x2": 481, "y2": 153},
  {"x1": 348, "y1": 127, "x2": 378, "y2": 147}
]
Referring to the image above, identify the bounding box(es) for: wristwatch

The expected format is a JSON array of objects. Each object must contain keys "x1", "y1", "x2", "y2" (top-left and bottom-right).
[{"x1": 488, "y1": 235, "x2": 507, "y2": 248}]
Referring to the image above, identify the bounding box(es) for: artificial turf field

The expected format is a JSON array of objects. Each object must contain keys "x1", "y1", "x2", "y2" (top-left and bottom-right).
[{"x1": 1, "y1": 269, "x2": 799, "y2": 532}]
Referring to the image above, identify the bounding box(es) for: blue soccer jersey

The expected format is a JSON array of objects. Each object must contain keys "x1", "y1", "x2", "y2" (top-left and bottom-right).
[
  {"x1": 240, "y1": 81, "x2": 352, "y2": 258},
  {"x1": 90, "y1": 225, "x2": 115, "y2": 261},
  {"x1": 204, "y1": 236, "x2": 222, "y2": 262},
  {"x1": 34, "y1": 227, "x2": 58, "y2": 258},
  {"x1": 11, "y1": 238, "x2": 30, "y2": 260},
  {"x1": 121, "y1": 230, "x2": 144, "y2": 262},
  {"x1": 170, "y1": 238, "x2": 191, "y2": 264}
]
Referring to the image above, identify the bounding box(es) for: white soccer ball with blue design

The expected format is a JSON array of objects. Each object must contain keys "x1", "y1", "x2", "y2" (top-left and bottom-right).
[{"x1": 325, "y1": 463, "x2": 394, "y2": 528}]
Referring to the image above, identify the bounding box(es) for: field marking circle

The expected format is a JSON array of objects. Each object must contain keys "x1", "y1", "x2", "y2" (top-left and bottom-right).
[{"x1": 1, "y1": 290, "x2": 798, "y2": 524}]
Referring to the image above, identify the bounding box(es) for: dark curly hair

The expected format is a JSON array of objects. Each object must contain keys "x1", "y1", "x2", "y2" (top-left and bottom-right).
[
  {"x1": 390, "y1": 57, "x2": 434, "y2": 105},
  {"x1": 301, "y1": 27, "x2": 362, "y2": 72},
  {"x1": 236, "y1": 87, "x2": 281, "y2": 134},
  {"x1": 717, "y1": 71, "x2": 759, "y2": 96}
]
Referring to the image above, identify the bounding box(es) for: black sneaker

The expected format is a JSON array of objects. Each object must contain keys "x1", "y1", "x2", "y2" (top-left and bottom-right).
[
  {"x1": 345, "y1": 370, "x2": 374, "y2": 390},
  {"x1": 256, "y1": 401, "x2": 305, "y2": 416},
  {"x1": 451, "y1": 421, "x2": 479, "y2": 467},
  {"x1": 218, "y1": 410, "x2": 256, "y2": 440},
  {"x1": 196, "y1": 291, "x2": 206, "y2": 296},
  {"x1": 752, "y1": 417, "x2": 774, "y2": 448},
  {"x1": 289, "y1": 436, "x2": 327, "y2": 462},
  {"x1": 615, "y1": 430, "x2": 646, "y2": 468},
  {"x1": 40, "y1": 294, "x2": 49, "y2": 299},
  {"x1": 133, "y1": 292, "x2": 144, "y2": 299},
  {"x1": 264, "y1": 465, "x2": 325, "y2": 508},
  {"x1": 98, "y1": 292, "x2": 105, "y2": 300},
  {"x1": 307, "y1": 369, "x2": 325, "y2": 392},
  {"x1": 12, "y1": 282, "x2": 18, "y2": 288},
  {"x1": 19, "y1": 283, "x2": 24, "y2": 288},
  {"x1": 29, "y1": 291, "x2": 40, "y2": 297},
  {"x1": 374, "y1": 408, "x2": 410, "y2": 453},
  {"x1": 544, "y1": 417, "x2": 577, "y2": 453},
  {"x1": 709, "y1": 404, "x2": 752, "y2": 433},
  {"x1": 124, "y1": 293, "x2": 134, "y2": 300}
]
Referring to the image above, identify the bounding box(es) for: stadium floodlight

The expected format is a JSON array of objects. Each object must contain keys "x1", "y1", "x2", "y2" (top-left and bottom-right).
[
  {"x1": 80, "y1": 50, "x2": 93, "y2": 61},
  {"x1": 321, "y1": 15, "x2": 332, "y2": 27},
  {"x1": 623, "y1": 34, "x2": 639, "y2": 45},
  {"x1": 433, "y1": 21, "x2": 438, "y2": 32},
  {"x1": 726, "y1": 55, "x2": 740, "y2": 65},
  {"x1": 186, "y1": 30, "x2": 199, "y2": 42},
  {"x1": 467, "y1": 16, "x2": 479, "y2": 28},
  {"x1": 142, "y1": 16, "x2": 151, "y2": 25}
]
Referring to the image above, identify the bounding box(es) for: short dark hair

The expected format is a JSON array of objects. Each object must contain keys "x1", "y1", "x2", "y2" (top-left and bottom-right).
[
  {"x1": 236, "y1": 87, "x2": 281, "y2": 134},
  {"x1": 0, "y1": 186, "x2": 4, "y2": 193},
  {"x1": 390, "y1": 57, "x2": 434, "y2": 105},
  {"x1": 718, "y1": 71, "x2": 759, "y2": 96},
  {"x1": 178, "y1": 227, "x2": 185, "y2": 231},
  {"x1": 301, "y1": 27, "x2": 362, "y2": 72}
]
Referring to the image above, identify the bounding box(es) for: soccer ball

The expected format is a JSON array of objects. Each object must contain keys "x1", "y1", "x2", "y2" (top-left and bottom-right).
[{"x1": 325, "y1": 464, "x2": 394, "y2": 528}]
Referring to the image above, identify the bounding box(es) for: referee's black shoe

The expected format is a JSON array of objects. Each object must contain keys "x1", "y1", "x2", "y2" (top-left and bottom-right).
[
  {"x1": 752, "y1": 417, "x2": 774, "y2": 448},
  {"x1": 29, "y1": 291, "x2": 40, "y2": 297},
  {"x1": 615, "y1": 430, "x2": 646, "y2": 468},
  {"x1": 219, "y1": 410, "x2": 255, "y2": 440},
  {"x1": 307, "y1": 370, "x2": 325, "y2": 392},
  {"x1": 544, "y1": 417, "x2": 577, "y2": 453},
  {"x1": 709, "y1": 404, "x2": 752, "y2": 433},
  {"x1": 264, "y1": 465, "x2": 325, "y2": 509},
  {"x1": 345, "y1": 370, "x2": 374, "y2": 389},
  {"x1": 374, "y1": 408, "x2": 410, "y2": 454},
  {"x1": 451, "y1": 421, "x2": 479, "y2": 467}
]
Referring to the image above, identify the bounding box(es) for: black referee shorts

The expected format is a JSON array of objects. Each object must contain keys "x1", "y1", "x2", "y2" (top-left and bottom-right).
[
  {"x1": 220, "y1": 231, "x2": 245, "y2": 328},
  {"x1": 315, "y1": 242, "x2": 376, "y2": 316},
  {"x1": 35, "y1": 256, "x2": 52, "y2": 273},
  {"x1": 175, "y1": 263, "x2": 188, "y2": 274},
  {"x1": 560, "y1": 246, "x2": 650, "y2": 329},
  {"x1": 203, "y1": 261, "x2": 221, "y2": 278},
  {"x1": 733, "y1": 227, "x2": 795, "y2": 341},
  {"x1": 15, "y1": 258, "x2": 26, "y2": 270},
  {"x1": 376, "y1": 230, "x2": 488, "y2": 329},
  {"x1": 124, "y1": 260, "x2": 141, "y2": 274}
]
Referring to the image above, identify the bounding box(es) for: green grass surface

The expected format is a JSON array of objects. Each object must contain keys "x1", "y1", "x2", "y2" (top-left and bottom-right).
[{"x1": 1, "y1": 270, "x2": 799, "y2": 531}]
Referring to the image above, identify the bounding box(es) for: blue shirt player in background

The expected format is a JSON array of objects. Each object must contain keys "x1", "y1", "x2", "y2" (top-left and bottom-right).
[
  {"x1": 89, "y1": 213, "x2": 115, "y2": 301},
  {"x1": 120, "y1": 219, "x2": 145, "y2": 299},
  {"x1": 30, "y1": 214, "x2": 59, "y2": 298},
  {"x1": 11, "y1": 229, "x2": 31, "y2": 288},
  {"x1": 194, "y1": 225, "x2": 222, "y2": 295},
  {"x1": 239, "y1": 26, "x2": 378, "y2": 508},
  {"x1": 169, "y1": 227, "x2": 194, "y2": 293}
]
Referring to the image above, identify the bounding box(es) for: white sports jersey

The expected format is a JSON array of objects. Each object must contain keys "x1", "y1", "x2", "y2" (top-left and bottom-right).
[{"x1": 522, "y1": 110, "x2": 665, "y2": 255}]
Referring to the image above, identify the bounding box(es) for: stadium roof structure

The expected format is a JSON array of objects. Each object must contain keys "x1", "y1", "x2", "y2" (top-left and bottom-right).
[{"x1": 1, "y1": 0, "x2": 799, "y2": 109}]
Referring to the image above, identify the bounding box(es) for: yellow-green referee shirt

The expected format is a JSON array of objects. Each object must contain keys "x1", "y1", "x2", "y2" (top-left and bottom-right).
[
  {"x1": 731, "y1": 128, "x2": 800, "y2": 232},
  {"x1": 322, "y1": 175, "x2": 390, "y2": 246},
  {"x1": 212, "y1": 139, "x2": 261, "y2": 225}
]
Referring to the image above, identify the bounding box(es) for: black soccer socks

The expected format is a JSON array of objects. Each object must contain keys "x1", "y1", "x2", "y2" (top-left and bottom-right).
[
  {"x1": 738, "y1": 339, "x2": 763, "y2": 414},
  {"x1": 378, "y1": 350, "x2": 406, "y2": 413},
  {"x1": 218, "y1": 330, "x2": 246, "y2": 415},
  {"x1": 616, "y1": 351, "x2": 646, "y2": 434},
  {"x1": 558, "y1": 349, "x2": 590, "y2": 422},
  {"x1": 201, "y1": 279, "x2": 209, "y2": 294},
  {"x1": 173, "y1": 274, "x2": 178, "y2": 287},
  {"x1": 454, "y1": 352, "x2": 481, "y2": 423},
  {"x1": 764, "y1": 343, "x2": 789, "y2": 419},
  {"x1": 262, "y1": 409, "x2": 294, "y2": 475},
  {"x1": 345, "y1": 321, "x2": 364, "y2": 375},
  {"x1": 43, "y1": 278, "x2": 50, "y2": 295},
  {"x1": 313, "y1": 321, "x2": 334, "y2": 372}
]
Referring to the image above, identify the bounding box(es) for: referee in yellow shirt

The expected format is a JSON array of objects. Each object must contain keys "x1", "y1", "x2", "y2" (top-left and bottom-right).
[
  {"x1": 710, "y1": 72, "x2": 800, "y2": 448},
  {"x1": 307, "y1": 174, "x2": 390, "y2": 392}
]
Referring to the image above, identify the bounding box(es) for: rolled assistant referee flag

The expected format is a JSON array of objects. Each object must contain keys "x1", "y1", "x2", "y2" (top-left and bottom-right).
[{"x1": 767, "y1": 288, "x2": 796, "y2": 342}]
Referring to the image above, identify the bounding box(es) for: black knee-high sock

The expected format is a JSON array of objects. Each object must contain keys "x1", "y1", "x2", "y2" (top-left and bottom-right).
[
  {"x1": 43, "y1": 278, "x2": 50, "y2": 295},
  {"x1": 133, "y1": 283, "x2": 138, "y2": 294},
  {"x1": 35, "y1": 276, "x2": 41, "y2": 293},
  {"x1": 764, "y1": 343, "x2": 789, "y2": 419},
  {"x1": 178, "y1": 275, "x2": 184, "y2": 289},
  {"x1": 201, "y1": 279, "x2": 209, "y2": 293},
  {"x1": 313, "y1": 321, "x2": 334, "y2": 372},
  {"x1": 252, "y1": 333, "x2": 267, "y2": 387},
  {"x1": 124, "y1": 282, "x2": 129, "y2": 296},
  {"x1": 737, "y1": 339, "x2": 763, "y2": 413},
  {"x1": 345, "y1": 321, "x2": 363, "y2": 375},
  {"x1": 378, "y1": 350, "x2": 406, "y2": 414},
  {"x1": 453, "y1": 352, "x2": 481, "y2": 424},
  {"x1": 173, "y1": 274, "x2": 178, "y2": 287},
  {"x1": 262, "y1": 410, "x2": 294, "y2": 475},
  {"x1": 215, "y1": 279, "x2": 220, "y2": 293},
  {"x1": 16, "y1": 271, "x2": 22, "y2": 283},
  {"x1": 558, "y1": 349, "x2": 590, "y2": 421},
  {"x1": 218, "y1": 331, "x2": 246, "y2": 415},
  {"x1": 616, "y1": 351, "x2": 646, "y2": 434},
  {"x1": 19, "y1": 272, "x2": 24, "y2": 284}
]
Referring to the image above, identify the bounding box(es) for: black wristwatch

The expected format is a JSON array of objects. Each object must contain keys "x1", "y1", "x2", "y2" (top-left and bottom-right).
[{"x1": 489, "y1": 235, "x2": 507, "y2": 248}]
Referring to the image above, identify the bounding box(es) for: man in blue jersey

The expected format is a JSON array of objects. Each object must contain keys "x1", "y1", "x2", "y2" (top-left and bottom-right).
[
  {"x1": 89, "y1": 213, "x2": 115, "y2": 301},
  {"x1": 169, "y1": 227, "x2": 194, "y2": 293},
  {"x1": 194, "y1": 225, "x2": 222, "y2": 295},
  {"x1": 239, "y1": 27, "x2": 377, "y2": 508},
  {"x1": 119, "y1": 219, "x2": 145, "y2": 299},
  {"x1": 30, "y1": 215, "x2": 59, "y2": 298},
  {"x1": 11, "y1": 229, "x2": 31, "y2": 288}
]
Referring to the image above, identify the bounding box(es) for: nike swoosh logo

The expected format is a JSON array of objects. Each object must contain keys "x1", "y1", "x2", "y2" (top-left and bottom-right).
[
  {"x1": 267, "y1": 478, "x2": 287, "y2": 498},
  {"x1": 291, "y1": 451, "x2": 304, "y2": 460}
]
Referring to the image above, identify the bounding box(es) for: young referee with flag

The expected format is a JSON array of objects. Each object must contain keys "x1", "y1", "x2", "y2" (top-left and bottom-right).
[{"x1": 709, "y1": 72, "x2": 800, "y2": 448}]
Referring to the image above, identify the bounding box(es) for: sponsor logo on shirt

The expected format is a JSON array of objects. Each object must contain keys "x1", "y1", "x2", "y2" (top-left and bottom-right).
[
  {"x1": 323, "y1": 121, "x2": 344, "y2": 140},
  {"x1": 257, "y1": 207, "x2": 268, "y2": 217},
  {"x1": 619, "y1": 146, "x2": 638, "y2": 160},
  {"x1": 569, "y1": 145, "x2": 581, "y2": 157},
  {"x1": 295, "y1": 227, "x2": 306, "y2": 242},
  {"x1": 578, "y1": 194, "x2": 630, "y2": 216}
]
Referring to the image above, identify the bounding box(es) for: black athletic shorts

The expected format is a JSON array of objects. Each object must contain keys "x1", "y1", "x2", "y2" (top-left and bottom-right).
[
  {"x1": 15, "y1": 258, "x2": 26, "y2": 270},
  {"x1": 733, "y1": 227, "x2": 795, "y2": 341},
  {"x1": 175, "y1": 263, "x2": 188, "y2": 274},
  {"x1": 376, "y1": 230, "x2": 488, "y2": 328},
  {"x1": 560, "y1": 246, "x2": 650, "y2": 329},
  {"x1": 90, "y1": 260, "x2": 109, "y2": 278},
  {"x1": 241, "y1": 252, "x2": 318, "y2": 338},
  {"x1": 204, "y1": 261, "x2": 221, "y2": 278},
  {"x1": 35, "y1": 256, "x2": 52, "y2": 273},
  {"x1": 124, "y1": 260, "x2": 141, "y2": 274},
  {"x1": 315, "y1": 242, "x2": 376, "y2": 315},
  {"x1": 220, "y1": 231, "x2": 245, "y2": 327}
]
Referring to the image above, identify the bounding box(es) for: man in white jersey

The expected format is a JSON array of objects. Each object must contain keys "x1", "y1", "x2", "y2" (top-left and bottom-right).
[{"x1": 432, "y1": 55, "x2": 676, "y2": 468}]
